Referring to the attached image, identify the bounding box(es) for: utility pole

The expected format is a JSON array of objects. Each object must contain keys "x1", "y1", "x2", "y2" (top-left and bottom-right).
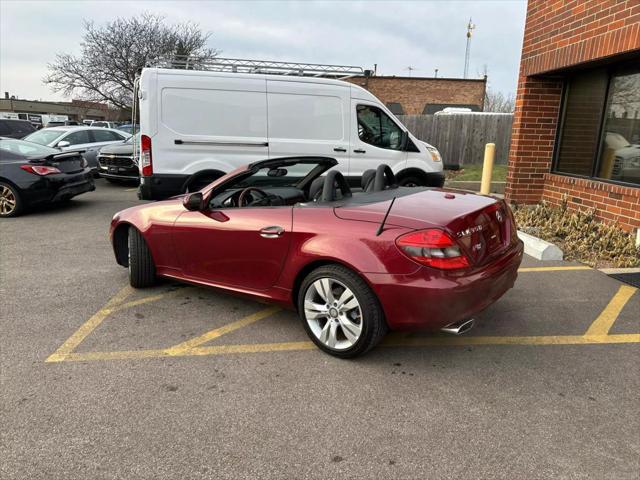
[{"x1": 463, "y1": 18, "x2": 476, "y2": 79}]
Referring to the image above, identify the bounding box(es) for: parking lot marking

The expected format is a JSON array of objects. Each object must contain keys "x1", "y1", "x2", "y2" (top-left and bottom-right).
[
  {"x1": 518, "y1": 266, "x2": 592, "y2": 272},
  {"x1": 112, "y1": 287, "x2": 196, "y2": 313},
  {"x1": 47, "y1": 269, "x2": 639, "y2": 363},
  {"x1": 168, "y1": 305, "x2": 281, "y2": 351},
  {"x1": 46, "y1": 286, "x2": 133, "y2": 362},
  {"x1": 584, "y1": 285, "x2": 637, "y2": 337}
]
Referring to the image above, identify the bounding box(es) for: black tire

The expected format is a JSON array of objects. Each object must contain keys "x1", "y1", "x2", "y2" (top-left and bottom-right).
[
  {"x1": 397, "y1": 175, "x2": 424, "y2": 187},
  {"x1": 0, "y1": 181, "x2": 23, "y2": 218},
  {"x1": 297, "y1": 265, "x2": 387, "y2": 358},
  {"x1": 128, "y1": 227, "x2": 156, "y2": 288}
]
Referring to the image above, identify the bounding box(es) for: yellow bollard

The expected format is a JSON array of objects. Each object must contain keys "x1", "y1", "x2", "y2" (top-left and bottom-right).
[{"x1": 480, "y1": 143, "x2": 496, "y2": 195}]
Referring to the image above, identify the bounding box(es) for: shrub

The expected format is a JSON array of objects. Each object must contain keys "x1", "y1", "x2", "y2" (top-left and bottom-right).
[{"x1": 513, "y1": 200, "x2": 640, "y2": 268}]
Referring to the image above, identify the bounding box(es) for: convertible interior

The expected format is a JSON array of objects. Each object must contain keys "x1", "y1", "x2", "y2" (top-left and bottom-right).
[{"x1": 208, "y1": 159, "x2": 419, "y2": 210}]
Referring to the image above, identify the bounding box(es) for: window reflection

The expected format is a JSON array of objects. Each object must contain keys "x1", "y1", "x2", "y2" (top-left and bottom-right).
[{"x1": 598, "y1": 71, "x2": 640, "y2": 186}]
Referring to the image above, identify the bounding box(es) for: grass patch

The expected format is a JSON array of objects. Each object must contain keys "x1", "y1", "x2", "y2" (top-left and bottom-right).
[
  {"x1": 514, "y1": 201, "x2": 640, "y2": 268},
  {"x1": 445, "y1": 164, "x2": 507, "y2": 182}
]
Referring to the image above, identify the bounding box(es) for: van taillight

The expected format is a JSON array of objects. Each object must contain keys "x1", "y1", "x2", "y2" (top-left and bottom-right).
[
  {"x1": 396, "y1": 229, "x2": 470, "y2": 269},
  {"x1": 140, "y1": 134, "x2": 152, "y2": 176}
]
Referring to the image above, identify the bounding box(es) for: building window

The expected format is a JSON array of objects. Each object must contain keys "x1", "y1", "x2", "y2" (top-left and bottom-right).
[
  {"x1": 554, "y1": 66, "x2": 640, "y2": 187},
  {"x1": 386, "y1": 103, "x2": 404, "y2": 115},
  {"x1": 598, "y1": 70, "x2": 640, "y2": 185}
]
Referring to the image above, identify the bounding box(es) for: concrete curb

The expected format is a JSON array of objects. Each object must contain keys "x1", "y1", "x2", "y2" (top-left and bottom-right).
[{"x1": 517, "y1": 231, "x2": 563, "y2": 261}]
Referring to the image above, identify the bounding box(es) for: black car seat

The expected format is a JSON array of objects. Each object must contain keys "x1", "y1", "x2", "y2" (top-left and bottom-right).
[
  {"x1": 321, "y1": 170, "x2": 352, "y2": 202},
  {"x1": 309, "y1": 177, "x2": 325, "y2": 201},
  {"x1": 372, "y1": 164, "x2": 397, "y2": 192},
  {"x1": 361, "y1": 169, "x2": 376, "y2": 192}
]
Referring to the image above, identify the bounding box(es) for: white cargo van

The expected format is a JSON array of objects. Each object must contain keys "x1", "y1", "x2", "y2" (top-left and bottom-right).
[{"x1": 136, "y1": 66, "x2": 444, "y2": 200}]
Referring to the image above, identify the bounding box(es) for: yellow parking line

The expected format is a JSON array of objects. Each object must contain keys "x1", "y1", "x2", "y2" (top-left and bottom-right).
[
  {"x1": 518, "y1": 266, "x2": 592, "y2": 272},
  {"x1": 169, "y1": 305, "x2": 281, "y2": 351},
  {"x1": 112, "y1": 287, "x2": 196, "y2": 312},
  {"x1": 54, "y1": 333, "x2": 640, "y2": 363},
  {"x1": 584, "y1": 285, "x2": 637, "y2": 337},
  {"x1": 46, "y1": 286, "x2": 133, "y2": 362},
  {"x1": 383, "y1": 333, "x2": 640, "y2": 347}
]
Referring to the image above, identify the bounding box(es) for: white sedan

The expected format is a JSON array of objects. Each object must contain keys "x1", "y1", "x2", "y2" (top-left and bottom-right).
[{"x1": 23, "y1": 126, "x2": 130, "y2": 174}]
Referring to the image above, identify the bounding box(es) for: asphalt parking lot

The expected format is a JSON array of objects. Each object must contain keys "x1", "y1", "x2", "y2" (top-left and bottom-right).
[{"x1": 1, "y1": 179, "x2": 639, "y2": 479}]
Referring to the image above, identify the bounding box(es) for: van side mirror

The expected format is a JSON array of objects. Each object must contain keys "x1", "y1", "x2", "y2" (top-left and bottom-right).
[
  {"x1": 183, "y1": 192, "x2": 204, "y2": 211},
  {"x1": 399, "y1": 131, "x2": 409, "y2": 151}
]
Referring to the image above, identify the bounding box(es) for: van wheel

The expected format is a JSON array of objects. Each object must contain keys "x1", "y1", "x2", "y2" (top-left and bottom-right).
[
  {"x1": 397, "y1": 175, "x2": 424, "y2": 187},
  {"x1": 298, "y1": 265, "x2": 387, "y2": 358},
  {"x1": 128, "y1": 227, "x2": 156, "y2": 288},
  {"x1": 185, "y1": 173, "x2": 223, "y2": 193}
]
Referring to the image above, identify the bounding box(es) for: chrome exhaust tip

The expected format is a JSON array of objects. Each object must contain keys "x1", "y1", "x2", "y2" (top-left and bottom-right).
[{"x1": 440, "y1": 318, "x2": 475, "y2": 335}]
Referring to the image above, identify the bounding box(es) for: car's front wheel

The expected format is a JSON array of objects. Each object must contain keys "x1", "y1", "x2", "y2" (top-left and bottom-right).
[
  {"x1": 298, "y1": 265, "x2": 387, "y2": 358},
  {"x1": 128, "y1": 227, "x2": 156, "y2": 288}
]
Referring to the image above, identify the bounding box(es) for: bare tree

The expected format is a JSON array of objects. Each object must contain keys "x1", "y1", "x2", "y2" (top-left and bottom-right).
[
  {"x1": 484, "y1": 88, "x2": 515, "y2": 113},
  {"x1": 45, "y1": 13, "x2": 218, "y2": 110}
]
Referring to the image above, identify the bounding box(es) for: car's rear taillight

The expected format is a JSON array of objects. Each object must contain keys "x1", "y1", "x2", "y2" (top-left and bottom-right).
[
  {"x1": 140, "y1": 134, "x2": 152, "y2": 176},
  {"x1": 396, "y1": 229, "x2": 470, "y2": 270},
  {"x1": 20, "y1": 165, "x2": 62, "y2": 176}
]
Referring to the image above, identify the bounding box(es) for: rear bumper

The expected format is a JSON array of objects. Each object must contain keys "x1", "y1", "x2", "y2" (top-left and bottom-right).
[
  {"x1": 365, "y1": 240, "x2": 524, "y2": 331},
  {"x1": 138, "y1": 174, "x2": 187, "y2": 200},
  {"x1": 21, "y1": 169, "x2": 95, "y2": 205}
]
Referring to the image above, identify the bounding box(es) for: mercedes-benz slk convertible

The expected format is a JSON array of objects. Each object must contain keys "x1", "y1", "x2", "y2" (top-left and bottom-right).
[{"x1": 110, "y1": 157, "x2": 523, "y2": 358}]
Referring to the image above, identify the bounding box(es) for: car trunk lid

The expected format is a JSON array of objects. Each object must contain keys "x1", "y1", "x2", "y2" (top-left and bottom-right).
[
  {"x1": 335, "y1": 189, "x2": 515, "y2": 266},
  {"x1": 29, "y1": 152, "x2": 85, "y2": 174}
]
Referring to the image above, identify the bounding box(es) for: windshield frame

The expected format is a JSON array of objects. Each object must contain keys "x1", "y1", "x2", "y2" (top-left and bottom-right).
[{"x1": 203, "y1": 157, "x2": 337, "y2": 205}]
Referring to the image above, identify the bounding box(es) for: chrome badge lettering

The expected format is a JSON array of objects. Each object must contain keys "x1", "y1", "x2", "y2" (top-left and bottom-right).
[{"x1": 456, "y1": 225, "x2": 483, "y2": 238}]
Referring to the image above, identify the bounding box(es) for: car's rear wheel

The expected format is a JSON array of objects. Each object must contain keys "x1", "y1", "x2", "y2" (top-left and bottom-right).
[
  {"x1": 128, "y1": 227, "x2": 156, "y2": 288},
  {"x1": 298, "y1": 265, "x2": 387, "y2": 358},
  {"x1": 0, "y1": 182, "x2": 23, "y2": 218}
]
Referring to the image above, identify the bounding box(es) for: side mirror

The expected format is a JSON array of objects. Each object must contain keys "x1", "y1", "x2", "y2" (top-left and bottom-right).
[
  {"x1": 399, "y1": 131, "x2": 409, "y2": 151},
  {"x1": 183, "y1": 192, "x2": 204, "y2": 211},
  {"x1": 56, "y1": 140, "x2": 70, "y2": 148}
]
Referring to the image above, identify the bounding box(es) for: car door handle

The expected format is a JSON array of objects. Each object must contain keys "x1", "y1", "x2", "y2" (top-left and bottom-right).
[
  {"x1": 259, "y1": 226, "x2": 284, "y2": 238},
  {"x1": 354, "y1": 149, "x2": 366, "y2": 154},
  {"x1": 333, "y1": 147, "x2": 347, "y2": 152}
]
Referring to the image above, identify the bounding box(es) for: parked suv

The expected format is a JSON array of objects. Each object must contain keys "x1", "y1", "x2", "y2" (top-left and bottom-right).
[
  {"x1": 23, "y1": 126, "x2": 129, "y2": 174},
  {"x1": 0, "y1": 119, "x2": 36, "y2": 139},
  {"x1": 97, "y1": 134, "x2": 138, "y2": 183}
]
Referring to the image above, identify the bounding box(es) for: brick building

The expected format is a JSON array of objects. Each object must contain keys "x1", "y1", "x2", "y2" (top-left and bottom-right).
[
  {"x1": 345, "y1": 76, "x2": 487, "y2": 115},
  {"x1": 506, "y1": 0, "x2": 640, "y2": 233}
]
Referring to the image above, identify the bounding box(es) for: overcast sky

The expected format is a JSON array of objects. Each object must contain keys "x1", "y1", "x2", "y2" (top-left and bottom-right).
[{"x1": 0, "y1": 0, "x2": 527, "y2": 102}]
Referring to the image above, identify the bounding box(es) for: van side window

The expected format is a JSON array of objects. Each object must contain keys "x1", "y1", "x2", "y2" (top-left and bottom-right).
[{"x1": 356, "y1": 105, "x2": 403, "y2": 150}]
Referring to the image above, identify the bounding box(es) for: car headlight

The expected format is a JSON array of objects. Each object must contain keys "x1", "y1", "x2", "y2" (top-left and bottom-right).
[{"x1": 426, "y1": 145, "x2": 441, "y2": 162}]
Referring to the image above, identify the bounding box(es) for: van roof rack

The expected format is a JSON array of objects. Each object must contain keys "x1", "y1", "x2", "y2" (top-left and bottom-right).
[{"x1": 150, "y1": 56, "x2": 365, "y2": 79}]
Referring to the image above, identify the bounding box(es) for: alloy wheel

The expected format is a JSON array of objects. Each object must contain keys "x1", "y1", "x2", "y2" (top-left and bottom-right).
[
  {"x1": 303, "y1": 277, "x2": 363, "y2": 350},
  {"x1": 0, "y1": 186, "x2": 17, "y2": 215}
]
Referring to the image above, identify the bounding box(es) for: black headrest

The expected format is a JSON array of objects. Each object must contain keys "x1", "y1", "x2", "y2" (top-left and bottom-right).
[
  {"x1": 373, "y1": 164, "x2": 397, "y2": 192},
  {"x1": 309, "y1": 177, "x2": 325, "y2": 201},
  {"x1": 361, "y1": 169, "x2": 376, "y2": 192},
  {"x1": 321, "y1": 170, "x2": 352, "y2": 202}
]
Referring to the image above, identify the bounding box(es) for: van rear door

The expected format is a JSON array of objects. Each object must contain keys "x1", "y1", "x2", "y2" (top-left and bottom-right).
[{"x1": 266, "y1": 79, "x2": 350, "y2": 175}]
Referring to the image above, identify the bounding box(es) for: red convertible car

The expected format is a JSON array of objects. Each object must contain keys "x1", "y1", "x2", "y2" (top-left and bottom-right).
[{"x1": 111, "y1": 157, "x2": 523, "y2": 357}]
